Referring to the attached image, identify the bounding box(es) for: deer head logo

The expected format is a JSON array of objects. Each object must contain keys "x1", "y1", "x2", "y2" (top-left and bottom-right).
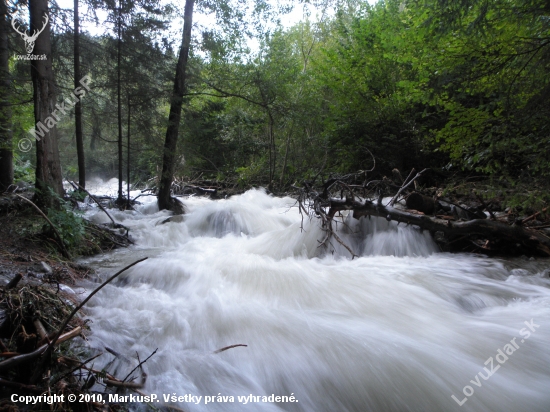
[{"x1": 11, "y1": 14, "x2": 49, "y2": 54}]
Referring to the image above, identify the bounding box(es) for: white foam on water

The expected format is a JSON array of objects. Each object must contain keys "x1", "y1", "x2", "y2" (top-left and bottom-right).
[{"x1": 78, "y1": 186, "x2": 550, "y2": 411}]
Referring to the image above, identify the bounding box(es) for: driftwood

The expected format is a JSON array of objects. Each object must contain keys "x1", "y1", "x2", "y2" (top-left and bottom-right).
[
  {"x1": 122, "y1": 348, "x2": 157, "y2": 383},
  {"x1": 58, "y1": 356, "x2": 118, "y2": 382},
  {"x1": 388, "y1": 168, "x2": 427, "y2": 206},
  {"x1": 328, "y1": 197, "x2": 550, "y2": 256},
  {"x1": 295, "y1": 168, "x2": 550, "y2": 257},
  {"x1": 70, "y1": 181, "x2": 132, "y2": 236},
  {"x1": 181, "y1": 185, "x2": 217, "y2": 196},
  {"x1": 33, "y1": 319, "x2": 48, "y2": 341},
  {"x1": 213, "y1": 344, "x2": 248, "y2": 354},
  {"x1": 53, "y1": 353, "x2": 102, "y2": 385},
  {"x1": 522, "y1": 207, "x2": 548, "y2": 225},
  {"x1": 70, "y1": 181, "x2": 116, "y2": 226},
  {"x1": 105, "y1": 374, "x2": 146, "y2": 389},
  {"x1": 29, "y1": 257, "x2": 148, "y2": 383},
  {"x1": 0, "y1": 326, "x2": 82, "y2": 372}
]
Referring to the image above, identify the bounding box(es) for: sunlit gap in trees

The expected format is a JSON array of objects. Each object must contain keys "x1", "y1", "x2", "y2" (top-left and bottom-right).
[{"x1": 54, "y1": 0, "x2": 377, "y2": 58}]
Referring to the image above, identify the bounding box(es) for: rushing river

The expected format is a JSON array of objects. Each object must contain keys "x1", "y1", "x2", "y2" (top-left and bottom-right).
[{"x1": 78, "y1": 184, "x2": 550, "y2": 411}]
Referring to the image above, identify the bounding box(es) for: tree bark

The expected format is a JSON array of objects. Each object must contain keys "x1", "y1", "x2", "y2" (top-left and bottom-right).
[
  {"x1": 279, "y1": 124, "x2": 294, "y2": 189},
  {"x1": 31, "y1": 0, "x2": 64, "y2": 207},
  {"x1": 267, "y1": 112, "x2": 275, "y2": 190},
  {"x1": 117, "y1": 0, "x2": 123, "y2": 205},
  {"x1": 157, "y1": 0, "x2": 194, "y2": 214},
  {"x1": 0, "y1": 0, "x2": 13, "y2": 192},
  {"x1": 74, "y1": 0, "x2": 85, "y2": 189},
  {"x1": 127, "y1": 94, "x2": 130, "y2": 205},
  {"x1": 325, "y1": 197, "x2": 550, "y2": 256}
]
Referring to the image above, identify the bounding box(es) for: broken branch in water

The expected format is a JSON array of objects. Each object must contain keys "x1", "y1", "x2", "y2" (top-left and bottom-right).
[
  {"x1": 0, "y1": 326, "x2": 82, "y2": 372},
  {"x1": 329, "y1": 196, "x2": 550, "y2": 256},
  {"x1": 71, "y1": 181, "x2": 116, "y2": 226},
  {"x1": 294, "y1": 167, "x2": 550, "y2": 257},
  {"x1": 213, "y1": 344, "x2": 248, "y2": 354},
  {"x1": 58, "y1": 356, "x2": 118, "y2": 381},
  {"x1": 53, "y1": 353, "x2": 103, "y2": 385},
  {"x1": 123, "y1": 348, "x2": 158, "y2": 383},
  {"x1": 387, "y1": 168, "x2": 428, "y2": 207},
  {"x1": 71, "y1": 181, "x2": 131, "y2": 235},
  {"x1": 104, "y1": 375, "x2": 146, "y2": 389},
  {"x1": 29, "y1": 257, "x2": 149, "y2": 383}
]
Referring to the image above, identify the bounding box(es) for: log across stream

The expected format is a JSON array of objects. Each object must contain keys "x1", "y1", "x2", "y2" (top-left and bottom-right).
[{"x1": 79, "y1": 187, "x2": 550, "y2": 412}]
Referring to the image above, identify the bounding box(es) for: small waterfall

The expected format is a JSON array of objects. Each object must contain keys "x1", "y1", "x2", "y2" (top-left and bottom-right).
[{"x1": 78, "y1": 186, "x2": 550, "y2": 411}]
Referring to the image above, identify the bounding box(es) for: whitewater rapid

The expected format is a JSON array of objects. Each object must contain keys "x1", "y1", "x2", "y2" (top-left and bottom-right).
[{"x1": 79, "y1": 187, "x2": 550, "y2": 411}]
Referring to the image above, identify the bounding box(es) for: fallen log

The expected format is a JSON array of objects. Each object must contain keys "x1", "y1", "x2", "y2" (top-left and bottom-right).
[
  {"x1": 183, "y1": 185, "x2": 217, "y2": 196},
  {"x1": 294, "y1": 165, "x2": 550, "y2": 257},
  {"x1": 0, "y1": 326, "x2": 82, "y2": 372},
  {"x1": 29, "y1": 257, "x2": 149, "y2": 383},
  {"x1": 70, "y1": 181, "x2": 117, "y2": 226},
  {"x1": 326, "y1": 197, "x2": 550, "y2": 256}
]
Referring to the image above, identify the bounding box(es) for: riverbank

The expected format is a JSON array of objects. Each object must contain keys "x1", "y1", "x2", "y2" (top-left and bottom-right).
[
  {"x1": 74, "y1": 188, "x2": 550, "y2": 412},
  {"x1": 1, "y1": 182, "x2": 549, "y2": 411},
  {"x1": 0, "y1": 197, "x2": 133, "y2": 411}
]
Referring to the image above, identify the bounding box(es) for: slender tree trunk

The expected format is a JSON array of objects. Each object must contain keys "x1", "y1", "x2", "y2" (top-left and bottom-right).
[
  {"x1": 127, "y1": 94, "x2": 130, "y2": 206},
  {"x1": 267, "y1": 112, "x2": 275, "y2": 190},
  {"x1": 90, "y1": 110, "x2": 98, "y2": 150},
  {"x1": 0, "y1": 0, "x2": 12, "y2": 192},
  {"x1": 74, "y1": 0, "x2": 85, "y2": 189},
  {"x1": 31, "y1": 0, "x2": 64, "y2": 207},
  {"x1": 117, "y1": 1, "x2": 123, "y2": 205},
  {"x1": 157, "y1": 0, "x2": 194, "y2": 213},
  {"x1": 279, "y1": 125, "x2": 293, "y2": 189}
]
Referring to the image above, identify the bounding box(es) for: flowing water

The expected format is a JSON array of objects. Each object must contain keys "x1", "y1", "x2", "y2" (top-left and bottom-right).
[{"x1": 78, "y1": 186, "x2": 550, "y2": 411}]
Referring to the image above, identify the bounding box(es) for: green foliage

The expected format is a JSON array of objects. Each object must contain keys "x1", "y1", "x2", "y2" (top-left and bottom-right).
[
  {"x1": 69, "y1": 190, "x2": 87, "y2": 202},
  {"x1": 13, "y1": 159, "x2": 34, "y2": 183},
  {"x1": 45, "y1": 190, "x2": 86, "y2": 249},
  {"x1": 405, "y1": 0, "x2": 550, "y2": 178},
  {"x1": 311, "y1": 0, "x2": 432, "y2": 174},
  {"x1": 235, "y1": 162, "x2": 263, "y2": 187},
  {"x1": 6, "y1": 0, "x2": 548, "y2": 207}
]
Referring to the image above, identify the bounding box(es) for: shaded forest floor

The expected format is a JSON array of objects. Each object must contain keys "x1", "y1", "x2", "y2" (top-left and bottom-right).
[{"x1": 0, "y1": 198, "x2": 134, "y2": 412}]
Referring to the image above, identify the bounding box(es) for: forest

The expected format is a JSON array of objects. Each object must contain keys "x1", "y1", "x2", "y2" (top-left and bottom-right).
[
  {"x1": 0, "y1": 0, "x2": 550, "y2": 410},
  {"x1": 1, "y1": 0, "x2": 549, "y2": 211}
]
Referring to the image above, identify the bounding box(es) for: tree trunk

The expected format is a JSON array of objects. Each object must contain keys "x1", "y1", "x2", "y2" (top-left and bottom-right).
[
  {"x1": 325, "y1": 197, "x2": 550, "y2": 257},
  {"x1": 74, "y1": 0, "x2": 85, "y2": 189},
  {"x1": 117, "y1": 0, "x2": 123, "y2": 205},
  {"x1": 127, "y1": 94, "x2": 130, "y2": 205},
  {"x1": 279, "y1": 124, "x2": 294, "y2": 189},
  {"x1": 157, "y1": 0, "x2": 194, "y2": 214},
  {"x1": 0, "y1": 0, "x2": 12, "y2": 192},
  {"x1": 31, "y1": 0, "x2": 64, "y2": 207},
  {"x1": 267, "y1": 112, "x2": 275, "y2": 191}
]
